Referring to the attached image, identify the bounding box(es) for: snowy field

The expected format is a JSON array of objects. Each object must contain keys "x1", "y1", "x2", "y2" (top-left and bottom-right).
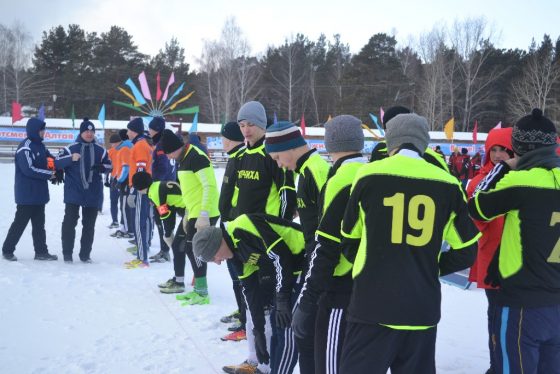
[{"x1": 0, "y1": 162, "x2": 490, "y2": 374}]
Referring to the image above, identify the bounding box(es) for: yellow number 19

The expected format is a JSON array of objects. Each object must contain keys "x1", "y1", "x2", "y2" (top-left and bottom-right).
[
  {"x1": 547, "y1": 212, "x2": 560, "y2": 263},
  {"x1": 383, "y1": 193, "x2": 436, "y2": 247}
]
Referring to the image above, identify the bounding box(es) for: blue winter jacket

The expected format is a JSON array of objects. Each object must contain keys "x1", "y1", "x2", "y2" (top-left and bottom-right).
[
  {"x1": 56, "y1": 136, "x2": 112, "y2": 209},
  {"x1": 151, "y1": 132, "x2": 175, "y2": 181},
  {"x1": 13, "y1": 118, "x2": 55, "y2": 205}
]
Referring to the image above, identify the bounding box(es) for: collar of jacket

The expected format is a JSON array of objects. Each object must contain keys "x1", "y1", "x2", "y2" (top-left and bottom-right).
[
  {"x1": 228, "y1": 143, "x2": 245, "y2": 157},
  {"x1": 295, "y1": 148, "x2": 317, "y2": 174},
  {"x1": 329, "y1": 153, "x2": 364, "y2": 177}
]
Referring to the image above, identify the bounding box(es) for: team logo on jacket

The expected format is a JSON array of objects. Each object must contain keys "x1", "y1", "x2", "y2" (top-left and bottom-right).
[
  {"x1": 237, "y1": 170, "x2": 260, "y2": 180},
  {"x1": 297, "y1": 198, "x2": 306, "y2": 208},
  {"x1": 247, "y1": 253, "x2": 260, "y2": 265}
]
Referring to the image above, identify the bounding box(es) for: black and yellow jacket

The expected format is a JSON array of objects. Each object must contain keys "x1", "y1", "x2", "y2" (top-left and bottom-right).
[
  {"x1": 299, "y1": 154, "x2": 367, "y2": 309},
  {"x1": 223, "y1": 213, "x2": 305, "y2": 333},
  {"x1": 294, "y1": 149, "x2": 330, "y2": 266},
  {"x1": 341, "y1": 149, "x2": 479, "y2": 329},
  {"x1": 234, "y1": 137, "x2": 296, "y2": 219},
  {"x1": 370, "y1": 141, "x2": 450, "y2": 173},
  {"x1": 469, "y1": 161, "x2": 560, "y2": 307},
  {"x1": 176, "y1": 144, "x2": 220, "y2": 220},
  {"x1": 147, "y1": 180, "x2": 185, "y2": 236},
  {"x1": 219, "y1": 143, "x2": 245, "y2": 222}
]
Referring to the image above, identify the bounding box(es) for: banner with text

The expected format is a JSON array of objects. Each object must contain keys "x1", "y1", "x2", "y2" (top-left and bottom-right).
[{"x1": 0, "y1": 127, "x2": 104, "y2": 144}]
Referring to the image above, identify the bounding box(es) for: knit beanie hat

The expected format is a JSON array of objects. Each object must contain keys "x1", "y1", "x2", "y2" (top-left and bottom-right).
[
  {"x1": 461, "y1": 147, "x2": 468, "y2": 155},
  {"x1": 160, "y1": 129, "x2": 184, "y2": 154},
  {"x1": 512, "y1": 108, "x2": 558, "y2": 156},
  {"x1": 193, "y1": 227, "x2": 224, "y2": 262},
  {"x1": 149, "y1": 117, "x2": 165, "y2": 133},
  {"x1": 109, "y1": 133, "x2": 121, "y2": 143},
  {"x1": 385, "y1": 113, "x2": 430, "y2": 155},
  {"x1": 80, "y1": 118, "x2": 95, "y2": 133},
  {"x1": 382, "y1": 106, "x2": 411, "y2": 127},
  {"x1": 264, "y1": 121, "x2": 307, "y2": 153},
  {"x1": 132, "y1": 171, "x2": 153, "y2": 191},
  {"x1": 127, "y1": 117, "x2": 145, "y2": 135},
  {"x1": 118, "y1": 129, "x2": 128, "y2": 141},
  {"x1": 324, "y1": 115, "x2": 364, "y2": 153},
  {"x1": 237, "y1": 101, "x2": 267, "y2": 130},
  {"x1": 221, "y1": 121, "x2": 245, "y2": 142}
]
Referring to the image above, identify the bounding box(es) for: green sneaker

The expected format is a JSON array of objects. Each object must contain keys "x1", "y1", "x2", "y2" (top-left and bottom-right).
[
  {"x1": 175, "y1": 291, "x2": 198, "y2": 301},
  {"x1": 126, "y1": 246, "x2": 137, "y2": 254},
  {"x1": 181, "y1": 293, "x2": 209, "y2": 306},
  {"x1": 160, "y1": 280, "x2": 185, "y2": 294}
]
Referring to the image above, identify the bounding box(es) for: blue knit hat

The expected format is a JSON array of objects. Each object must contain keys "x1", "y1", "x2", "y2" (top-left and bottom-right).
[
  {"x1": 80, "y1": 118, "x2": 95, "y2": 134},
  {"x1": 149, "y1": 117, "x2": 165, "y2": 133},
  {"x1": 127, "y1": 117, "x2": 144, "y2": 134},
  {"x1": 265, "y1": 121, "x2": 307, "y2": 153}
]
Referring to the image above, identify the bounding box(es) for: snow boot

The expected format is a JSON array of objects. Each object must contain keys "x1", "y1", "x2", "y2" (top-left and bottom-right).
[
  {"x1": 34, "y1": 253, "x2": 58, "y2": 261},
  {"x1": 2, "y1": 253, "x2": 17, "y2": 261}
]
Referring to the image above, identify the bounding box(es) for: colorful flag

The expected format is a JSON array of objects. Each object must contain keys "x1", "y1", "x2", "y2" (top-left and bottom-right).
[
  {"x1": 162, "y1": 72, "x2": 175, "y2": 102},
  {"x1": 369, "y1": 113, "x2": 385, "y2": 136},
  {"x1": 138, "y1": 71, "x2": 152, "y2": 101},
  {"x1": 164, "y1": 82, "x2": 184, "y2": 107},
  {"x1": 300, "y1": 114, "x2": 306, "y2": 137},
  {"x1": 472, "y1": 119, "x2": 478, "y2": 144},
  {"x1": 493, "y1": 121, "x2": 502, "y2": 129},
  {"x1": 98, "y1": 104, "x2": 106, "y2": 129},
  {"x1": 11, "y1": 101, "x2": 23, "y2": 124},
  {"x1": 190, "y1": 112, "x2": 198, "y2": 133},
  {"x1": 380, "y1": 107, "x2": 385, "y2": 123},
  {"x1": 444, "y1": 117, "x2": 455, "y2": 140},
  {"x1": 156, "y1": 72, "x2": 162, "y2": 101},
  {"x1": 125, "y1": 78, "x2": 147, "y2": 105},
  {"x1": 273, "y1": 112, "x2": 278, "y2": 124},
  {"x1": 71, "y1": 104, "x2": 76, "y2": 129},
  {"x1": 38, "y1": 104, "x2": 45, "y2": 120}
]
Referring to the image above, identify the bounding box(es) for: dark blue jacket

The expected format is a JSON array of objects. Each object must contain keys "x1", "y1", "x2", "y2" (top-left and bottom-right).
[
  {"x1": 151, "y1": 132, "x2": 175, "y2": 181},
  {"x1": 14, "y1": 118, "x2": 54, "y2": 205},
  {"x1": 56, "y1": 136, "x2": 112, "y2": 209}
]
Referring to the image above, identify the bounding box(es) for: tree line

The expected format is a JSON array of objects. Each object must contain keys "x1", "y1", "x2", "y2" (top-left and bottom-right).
[{"x1": 1, "y1": 17, "x2": 559, "y2": 133}]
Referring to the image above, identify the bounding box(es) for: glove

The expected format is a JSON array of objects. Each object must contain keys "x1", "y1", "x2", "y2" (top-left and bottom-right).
[
  {"x1": 127, "y1": 193, "x2": 136, "y2": 208},
  {"x1": 275, "y1": 292, "x2": 292, "y2": 329},
  {"x1": 253, "y1": 328, "x2": 270, "y2": 365},
  {"x1": 50, "y1": 169, "x2": 64, "y2": 185},
  {"x1": 104, "y1": 177, "x2": 111, "y2": 187},
  {"x1": 484, "y1": 248, "x2": 501, "y2": 288},
  {"x1": 163, "y1": 234, "x2": 174, "y2": 249},
  {"x1": 117, "y1": 182, "x2": 127, "y2": 194},
  {"x1": 91, "y1": 164, "x2": 106, "y2": 173},
  {"x1": 110, "y1": 177, "x2": 118, "y2": 190},
  {"x1": 291, "y1": 301, "x2": 317, "y2": 340},
  {"x1": 195, "y1": 211, "x2": 210, "y2": 231}
]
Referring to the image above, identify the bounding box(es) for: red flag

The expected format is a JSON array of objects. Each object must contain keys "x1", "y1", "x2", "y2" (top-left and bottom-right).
[
  {"x1": 156, "y1": 72, "x2": 162, "y2": 101},
  {"x1": 472, "y1": 119, "x2": 478, "y2": 144},
  {"x1": 11, "y1": 101, "x2": 23, "y2": 124},
  {"x1": 300, "y1": 114, "x2": 306, "y2": 137}
]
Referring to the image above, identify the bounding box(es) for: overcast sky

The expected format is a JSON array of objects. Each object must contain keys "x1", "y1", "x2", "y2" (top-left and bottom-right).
[{"x1": 2, "y1": 0, "x2": 560, "y2": 69}]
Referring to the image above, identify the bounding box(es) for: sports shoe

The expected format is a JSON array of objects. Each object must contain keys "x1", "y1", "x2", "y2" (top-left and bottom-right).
[
  {"x1": 110, "y1": 230, "x2": 125, "y2": 238},
  {"x1": 221, "y1": 310, "x2": 241, "y2": 324},
  {"x1": 108, "y1": 222, "x2": 119, "y2": 229},
  {"x1": 228, "y1": 321, "x2": 244, "y2": 332},
  {"x1": 64, "y1": 256, "x2": 73, "y2": 263},
  {"x1": 160, "y1": 280, "x2": 185, "y2": 294},
  {"x1": 137, "y1": 261, "x2": 149, "y2": 268},
  {"x1": 124, "y1": 259, "x2": 143, "y2": 268},
  {"x1": 222, "y1": 360, "x2": 257, "y2": 374},
  {"x1": 221, "y1": 329, "x2": 246, "y2": 342},
  {"x1": 158, "y1": 277, "x2": 176, "y2": 288},
  {"x1": 175, "y1": 290, "x2": 198, "y2": 301},
  {"x1": 150, "y1": 251, "x2": 170, "y2": 263},
  {"x1": 34, "y1": 253, "x2": 58, "y2": 261},
  {"x1": 80, "y1": 258, "x2": 93, "y2": 263},
  {"x1": 126, "y1": 246, "x2": 137, "y2": 254},
  {"x1": 2, "y1": 253, "x2": 17, "y2": 261},
  {"x1": 180, "y1": 293, "x2": 209, "y2": 306}
]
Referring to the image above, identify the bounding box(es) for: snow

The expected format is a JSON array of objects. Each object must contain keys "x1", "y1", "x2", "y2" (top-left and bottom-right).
[{"x1": 0, "y1": 162, "x2": 489, "y2": 373}]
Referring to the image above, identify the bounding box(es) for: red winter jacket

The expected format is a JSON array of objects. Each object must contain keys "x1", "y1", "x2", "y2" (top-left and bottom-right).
[{"x1": 466, "y1": 127, "x2": 513, "y2": 288}]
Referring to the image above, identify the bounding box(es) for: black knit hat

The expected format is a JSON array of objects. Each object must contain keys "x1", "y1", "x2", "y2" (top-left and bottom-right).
[
  {"x1": 160, "y1": 129, "x2": 184, "y2": 154},
  {"x1": 382, "y1": 106, "x2": 411, "y2": 128},
  {"x1": 118, "y1": 129, "x2": 128, "y2": 140},
  {"x1": 221, "y1": 121, "x2": 244, "y2": 142},
  {"x1": 109, "y1": 133, "x2": 121, "y2": 143},
  {"x1": 132, "y1": 171, "x2": 153, "y2": 191},
  {"x1": 512, "y1": 108, "x2": 558, "y2": 156},
  {"x1": 80, "y1": 118, "x2": 95, "y2": 134},
  {"x1": 149, "y1": 117, "x2": 165, "y2": 133},
  {"x1": 127, "y1": 117, "x2": 144, "y2": 135}
]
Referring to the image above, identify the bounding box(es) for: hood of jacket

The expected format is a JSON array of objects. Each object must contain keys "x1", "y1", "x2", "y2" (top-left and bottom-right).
[{"x1": 26, "y1": 118, "x2": 46, "y2": 142}]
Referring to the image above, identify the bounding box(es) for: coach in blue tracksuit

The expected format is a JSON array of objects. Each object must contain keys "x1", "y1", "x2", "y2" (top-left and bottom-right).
[
  {"x1": 2, "y1": 118, "x2": 59, "y2": 261},
  {"x1": 57, "y1": 118, "x2": 111, "y2": 263}
]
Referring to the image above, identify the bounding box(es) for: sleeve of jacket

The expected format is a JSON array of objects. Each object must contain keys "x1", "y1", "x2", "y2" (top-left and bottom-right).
[
  {"x1": 468, "y1": 161, "x2": 515, "y2": 222},
  {"x1": 268, "y1": 155, "x2": 296, "y2": 219},
  {"x1": 133, "y1": 141, "x2": 152, "y2": 173},
  {"x1": 219, "y1": 158, "x2": 238, "y2": 222},
  {"x1": 100, "y1": 148, "x2": 112, "y2": 172},
  {"x1": 192, "y1": 154, "x2": 219, "y2": 216},
  {"x1": 117, "y1": 147, "x2": 131, "y2": 183},
  {"x1": 16, "y1": 147, "x2": 53, "y2": 180},
  {"x1": 55, "y1": 146, "x2": 73, "y2": 170},
  {"x1": 340, "y1": 179, "x2": 364, "y2": 267}
]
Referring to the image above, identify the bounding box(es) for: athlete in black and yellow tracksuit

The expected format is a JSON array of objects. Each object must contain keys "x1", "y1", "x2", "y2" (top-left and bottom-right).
[
  {"x1": 370, "y1": 140, "x2": 450, "y2": 172},
  {"x1": 339, "y1": 148, "x2": 479, "y2": 374},
  {"x1": 291, "y1": 148, "x2": 329, "y2": 374},
  {"x1": 468, "y1": 160, "x2": 560, "y2": 374},
  {"x1": 295, "y1": 153, "x2": 367, "y2": 374},
  {"x1": 221, "y1": 214, "x2": 305, "y2": 374}
]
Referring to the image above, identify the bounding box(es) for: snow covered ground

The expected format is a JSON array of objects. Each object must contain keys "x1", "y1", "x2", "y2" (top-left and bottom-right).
[{"x1": 0, "y1": 162, "x2": 490, "y2": 373}]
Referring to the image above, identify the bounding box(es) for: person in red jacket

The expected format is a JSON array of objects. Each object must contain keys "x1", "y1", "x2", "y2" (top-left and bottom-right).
[{"x1": 465, "y1": 127, "x2": 513, "y2": 374}]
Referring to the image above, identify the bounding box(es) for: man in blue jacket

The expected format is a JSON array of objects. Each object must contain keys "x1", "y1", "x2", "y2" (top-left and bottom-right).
[
  {"x1": 57, "y1": 118, "x2": 111, "y2": 263},
  {"x1": 2, "y1": 118, "x2": 58, "y2": 261}
]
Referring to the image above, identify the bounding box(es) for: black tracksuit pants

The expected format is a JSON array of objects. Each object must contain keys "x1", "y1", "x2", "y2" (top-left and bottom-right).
[
  {"x1": 2, "y1": 204, "x2": 49, "y2": 255},
  {"x1": 61, "y1": 203, "x2": 98, "y2": 260}
]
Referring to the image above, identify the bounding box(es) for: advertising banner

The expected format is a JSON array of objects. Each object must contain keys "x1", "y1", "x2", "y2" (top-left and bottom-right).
[{"x1": 0, "y1": 127, "x2": 104, "y2": 144}]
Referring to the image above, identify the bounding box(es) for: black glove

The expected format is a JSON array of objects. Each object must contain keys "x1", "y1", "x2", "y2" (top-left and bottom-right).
[
  {"x1": 110, "y1": 177, "x2": 118, "y2": 190},
  {"x1": 484, "y1": 248, "x2": 501, "y2": 288},
  {"x1": 91, "y1": 164, "x2": 105, "y2": 173},
  {"x1": 50, "y1": 169, "x2": 64, "y2": 185},
  {"x1": 117, "y1": 181, "x2": 127, "y2": 193},
  {"x1": 291, "y1": 301, "x2": 317, "y2": 340},
  {"x1": 275, "y1": 292, "x2": 292, "y2": 329},
  {"x1": 253, "y1": 328, "x2": 269, "y2": 365}
]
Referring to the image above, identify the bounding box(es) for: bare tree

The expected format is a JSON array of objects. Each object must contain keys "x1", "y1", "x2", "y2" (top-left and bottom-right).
[
  {"x1": 235, "y1": 56, "x2": 261, "y2": 108},
  {"x1": 0, "y1": 25, "x2": 14, "y2": 113},
  {"x1": 9, "y1": 21, "x2": 32, "y2": 103}
]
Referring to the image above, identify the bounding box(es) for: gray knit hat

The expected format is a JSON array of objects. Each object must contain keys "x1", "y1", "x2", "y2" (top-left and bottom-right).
[
  {"x1": 192, "y1": 227, "x2": 224, "y2": 262},
  {"x1": 324, "y1": 115, "x2": 364, "y2": 153},
  {"x1": 237, "y1": 101, "x2": 267, "y2": 130},
  {"x1": 385, "y1": 113, "x2": 430, "y2": 155}
]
